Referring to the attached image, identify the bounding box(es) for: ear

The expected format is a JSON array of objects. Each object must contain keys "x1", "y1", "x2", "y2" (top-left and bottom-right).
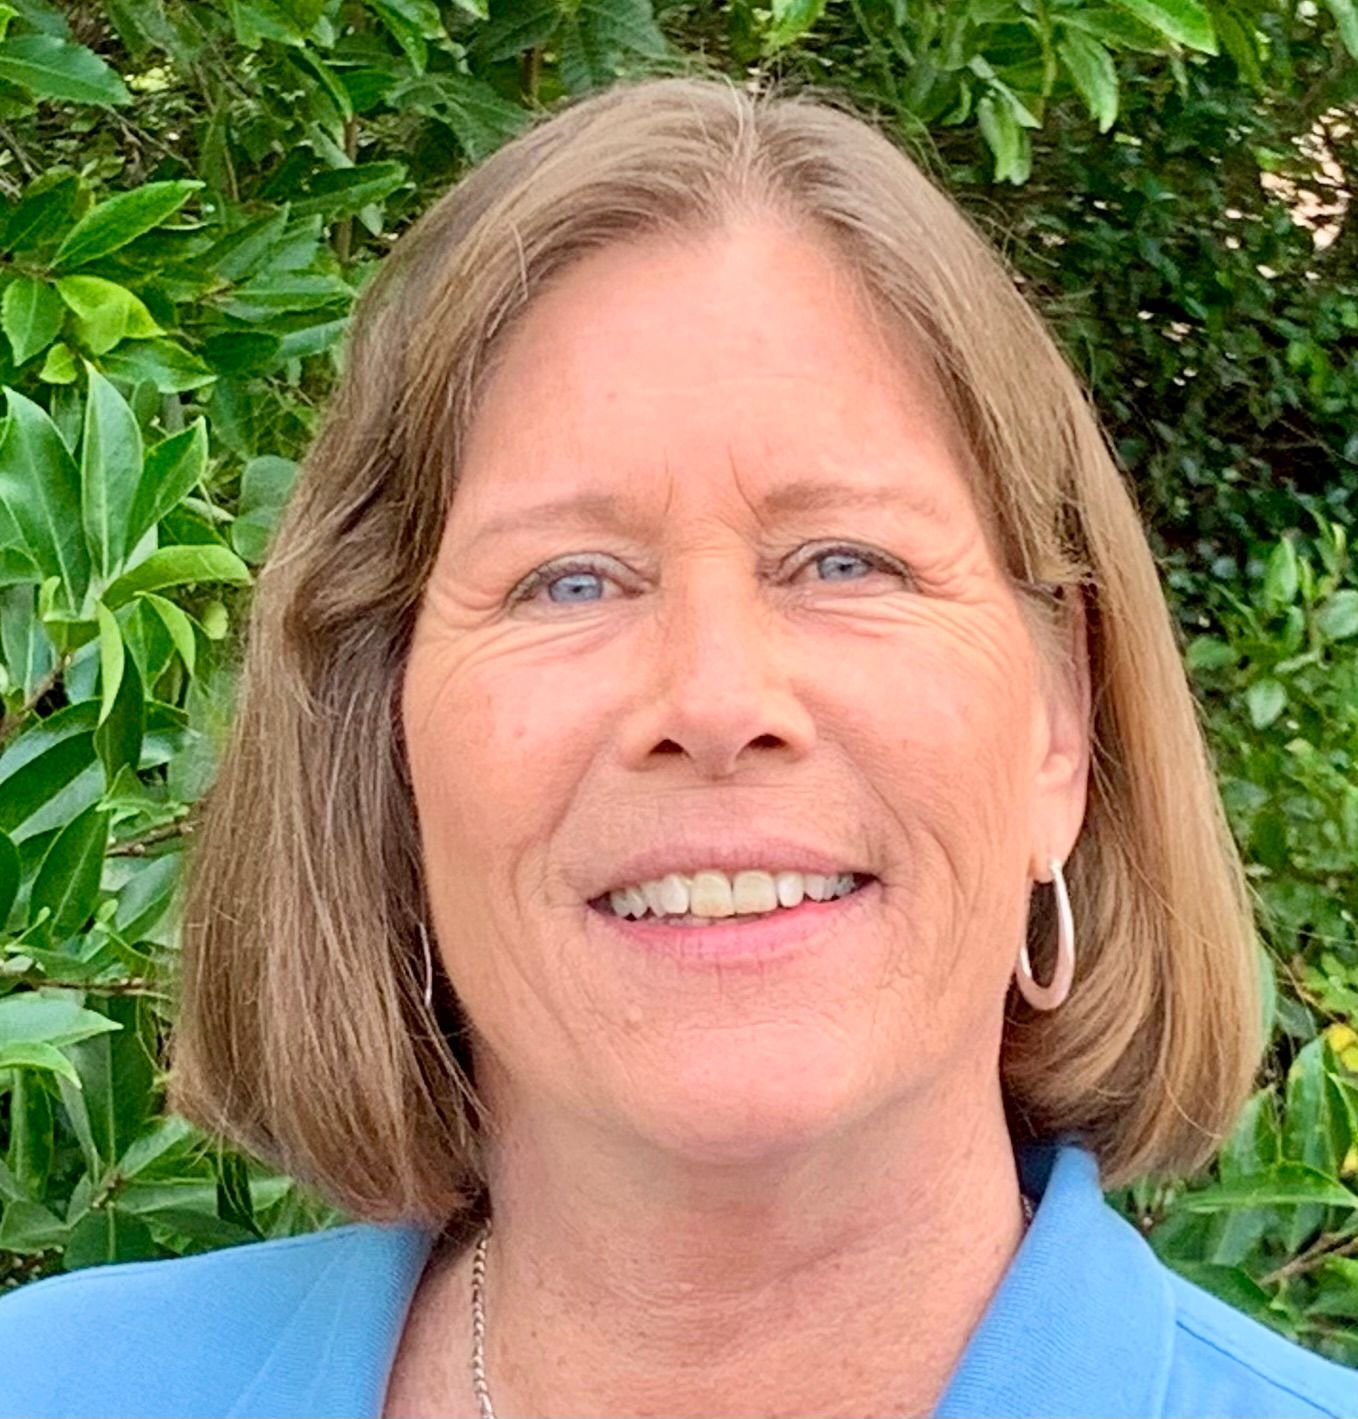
[{"x1": 1028, "y1": 586, "x2": 1092, "y2": 883}]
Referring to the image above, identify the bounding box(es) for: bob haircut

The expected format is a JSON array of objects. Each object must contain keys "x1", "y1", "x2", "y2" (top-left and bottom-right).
[{"x1": 168, "y1": 72, "x2": 1265, "y2": 1227}]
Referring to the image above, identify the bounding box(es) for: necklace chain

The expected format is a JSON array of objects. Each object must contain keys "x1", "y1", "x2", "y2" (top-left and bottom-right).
[{"x1": 468, "y1": 1192, "x2": 1034, "y2": 1419}]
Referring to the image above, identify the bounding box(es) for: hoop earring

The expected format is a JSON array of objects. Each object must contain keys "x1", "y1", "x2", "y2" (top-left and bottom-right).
[
  {"x1": 418, "y1": 919, "x2": 434, "y2": 1009},
  {"x1": 1016, "y1": 856, "x2": 1075, "y2": 1010}
]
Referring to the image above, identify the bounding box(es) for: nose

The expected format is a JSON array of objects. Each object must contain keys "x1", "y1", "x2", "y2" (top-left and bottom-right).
[{"x1": 616, "y1": 561, "x2": 817, "y2": 779}]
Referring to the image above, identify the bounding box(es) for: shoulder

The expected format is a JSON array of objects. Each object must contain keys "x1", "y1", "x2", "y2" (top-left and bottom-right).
[
  {"x1": 1163, "y1": 1265, "x2": 1358, "y2": 1418},
  {"x1": 0, "y1": 1221, "x2": 430, "y2": 1419}
]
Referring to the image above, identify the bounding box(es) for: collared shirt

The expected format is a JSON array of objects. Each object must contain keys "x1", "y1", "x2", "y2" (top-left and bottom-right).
[{"x1": 1, "y1": 1138, "x2": 1354, "y2": 1417}]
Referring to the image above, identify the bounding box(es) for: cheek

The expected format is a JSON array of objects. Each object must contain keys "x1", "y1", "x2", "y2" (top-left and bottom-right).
[
  {"x1": 401, "y1": 639, "x2": 615, "y2": 903},
  {"x1": 830, "y1": 608, "x2": 1037, "y2": 782}
]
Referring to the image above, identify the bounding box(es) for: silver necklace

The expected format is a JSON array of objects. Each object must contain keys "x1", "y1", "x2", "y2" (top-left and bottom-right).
[{"x1": 468, "y1": 1192, "x2": 1035, "y2": 1419}]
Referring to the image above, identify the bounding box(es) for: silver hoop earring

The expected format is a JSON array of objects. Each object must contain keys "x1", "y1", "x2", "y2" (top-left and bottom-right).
[
  {"x1": 1016, "y1": 855, "x2": 1075, "y2": 1010},
  {"x1": 418, "y1": 919, "x2": 434, "y2": 1009}
]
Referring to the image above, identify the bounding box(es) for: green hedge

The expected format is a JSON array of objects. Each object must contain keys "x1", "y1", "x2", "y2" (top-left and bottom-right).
[{"x1": 1, "y1": 0, "x2": 1356, "y2": 1367}]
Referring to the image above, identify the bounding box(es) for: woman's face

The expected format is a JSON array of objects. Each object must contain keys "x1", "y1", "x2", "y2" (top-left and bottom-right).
[{"x1": 401, "y1": 217, "x2": 1089, "y2": 1164}]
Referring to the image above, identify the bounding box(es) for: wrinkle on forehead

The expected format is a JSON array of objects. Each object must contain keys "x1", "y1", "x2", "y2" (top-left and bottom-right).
[{"x1": 449, "y1": 217, "x2": 1011, "y2": 573}]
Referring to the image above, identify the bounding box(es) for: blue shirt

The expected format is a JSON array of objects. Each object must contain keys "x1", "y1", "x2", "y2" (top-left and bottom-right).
[{"x1": 1, "y1": 1138, "x2": 1354, "y2": 1417}]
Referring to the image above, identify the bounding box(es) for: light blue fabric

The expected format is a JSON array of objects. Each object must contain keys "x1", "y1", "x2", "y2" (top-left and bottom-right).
[{"x1": 1, "y1": 1138, "x2": 1354, "y2": 1417}]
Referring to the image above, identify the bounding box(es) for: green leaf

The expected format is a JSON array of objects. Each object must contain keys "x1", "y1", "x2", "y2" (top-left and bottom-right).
[
  {"x1": 220, "y1": 271, "x2": 352, "y2": 320},
  {"x1": 37, "y1": 340, "x2": 76, "y2": 383},
  {"x1": 100, "y1": 337, "x2": 215, "y2": 393},
  {"x1": 52, "y1": 179, "x2": 203, "y2": 271},
  {"x1": 1310, "y1": 1257, "x2": 1358, "y2": 1319},
  {"x1": 0, "y1": 826, "x2": 18, "y2": 929},
  {"x1": 94, "y1": 599, "x2": 124, "y2": 726},
  {"x1": 0, "y1": 173, "x2": 78, "y2": 254},
  {"x1": 1177, "y1": 1162, "x2": 1358, "y2": 1211},
  {"x1": 1246, "y1": 678, "x2": 1285, "y2": 729},
  {"x1": 977, "y1": 92, "x2": 1030, "y2": 184},
  {"x1": 1111, "y1": 0, "x2": 1217, "y2": 54},
  {"x1": 1210, "y1": 1, "x2": 1263, "y2": 88},
  {"x1": 1218, "y1": 1089, "x2": 1280, "y2": 1181},
  {"x1": 55, "y1": 1071, "x2": 99, "y2": 1179},
  {"x1": 289, "y1": 162, "x2": 407, "y2": 221},
  {"x1": 367, "y1": 0, "x2": 444, "y2": 71},
  {"x1": 1057, "y1": 30, "x2": 1119, "y2": 132},
  {"x1": 3, "y1": 1065, "x2": 53, "y2": 1203},
  {"x1": 103, "y1": 543, "x2": 251, "y2": 612},
  {"x1": 200, "y1": 330, "x2": 280, "y2": 376},
  {"x1": 2, "y1": 276, "x2": 64, "y2": 365},
  {"x1": 0, "y1": 1039, "x2": 80, "y2": 1084},
  {"x1": 387, "y1": 72, "x2": 530, "y2": 163},
  {"x1": 0, "y1": 544, "x2": 40, "y2": 586},
  {"x1": 29, "y1": 802, "x2": 110, "y2": 942},
  {"x1": 0, "y1": 992, "x2": 122, "y2": 1048},
  {"x1": 0, "y1": 386, "x2": 91, "y2": 613},
  {"x1": 1280, "y1": 1038, "x2": 1354, "y2": 1250},
  {"x1": 229, "y1": 0, "x2": 322, "y2": 46},
  {"x1": 125, "y1": 418, "x2": 208, "y2": 552},
  {"x1": 230, "y1": 454, "x2": 297, "y2": 564},
  {"x1": 0, "y1": 741, "x2": 102, "y2": 841},
  {"x1": 1185, "y1": 636, "x2": 1237, "y2": 672},
  {"x1": 579, "y1": 0, "x2": 668, "y2": 60},
  {"x1": 198, "y1": 599, "x2": 229, "y2": 640},
  {"x1": 215, "y1": 1150, "x2": 259, "y2": 1237},
  {"x1": 199, "y1": 206, "x2": 291, "y2": 283},
  {"x1": 466, "y1": 0, "x2": 558, "y2": 63},
  {"x1": 0, "y1": 1197, "x2": 67, "y2": 1249},
  {"x1": 6, "y1": 2, "x2": 73, "y2": 42},
  {"x1": 766, "y1": 0, "x2": 827, "y2": 52},
  {"x1": 82, "y1": 363, "x2": 144, "y2": 583},
  {"x1": 1316, "y1": 589, "x2": 1358, "y2": 641},
  {"x1": 55, "y1": 275, "x2": 162, "y2": 356},
  {"x1": 63, "y1": 993, "x2": 153, "y2": 1194},
  {"x1": 65, "y1": 1204, "x2": 157, "y2": 1268},
  {"x1": 286, "y1": 44, "x2": 352, "y2": 125},
  {"x1": 275, "y1": 317, "x2": 347, "y2": 363},
  {"x1": 1322, "y1": 0, "x2": 1358, "y2": 59},
  {"x1": 93, "y1": 615, "x2": 143, "y2": 781},
  {"x1": 0, "y1": 33, "x2": 130, "y2": 106},
  {"x1": 138, "y1": 590, "x2": 196, "y2": 675},
  {"x1": 116, "y1": 1114, "x2": 200, "y2": 1180},
  {"x1": 1263, "y1": 538, "x2": 1298, "y2": 606},
  {"x1": 111, "y1": 847, "x2": 181, "y2": 941}
]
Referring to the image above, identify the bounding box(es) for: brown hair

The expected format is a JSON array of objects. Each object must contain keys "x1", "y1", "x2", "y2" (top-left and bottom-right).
[{"x1": 167, "y1": 72, "x2": 1265, "y2": 1226}]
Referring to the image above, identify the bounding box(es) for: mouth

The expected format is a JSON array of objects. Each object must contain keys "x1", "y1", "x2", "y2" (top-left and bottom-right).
[{"x1": 586, "y1": 870, "x2": 881, "y2": 966}]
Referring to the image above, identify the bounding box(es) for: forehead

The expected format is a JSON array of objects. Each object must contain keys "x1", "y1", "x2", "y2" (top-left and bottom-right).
[{"x1": 452, "y1": 219, "x2": 984, "y2": 535}]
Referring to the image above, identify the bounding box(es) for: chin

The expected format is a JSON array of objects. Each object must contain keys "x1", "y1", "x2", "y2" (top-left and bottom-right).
[{"x1": 611, "y1": 1041, "x2": 885, "y2": 1167}]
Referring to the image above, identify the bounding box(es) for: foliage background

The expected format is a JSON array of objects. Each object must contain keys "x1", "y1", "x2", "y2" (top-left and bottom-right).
[{"x1": 1, "y1": 0, "x2": 1357, "y2": 1370}]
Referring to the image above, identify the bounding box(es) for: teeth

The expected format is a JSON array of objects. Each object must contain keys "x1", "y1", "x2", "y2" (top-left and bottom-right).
[
  {"x1": 690, "y1": 870, "x2": 735, "y2": 917},
  {"x1": 775, "y1": 871, "x2": 805, "y2": 908},
  {"x1": 658, "y1": 873, "x2": 688, "y2": 914},
  {"x1": 733, "y1": 870, "x2": 778, "y2": 914},
  {"x1": 605, "y1": 868, "x2": 862, "y2": 921}
]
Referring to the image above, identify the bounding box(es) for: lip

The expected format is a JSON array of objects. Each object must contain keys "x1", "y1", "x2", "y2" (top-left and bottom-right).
[
  {"x1": 587, "y1": 876, "x2": 881, "y2": 970},
  {"x1": 588, "y1": 835, "x2": 874, "y2": 900}
]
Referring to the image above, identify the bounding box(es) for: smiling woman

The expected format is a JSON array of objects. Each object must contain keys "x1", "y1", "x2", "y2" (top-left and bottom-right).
[{"x1": 2, "y1": 72, "x2": 1356, "y2": 1419}]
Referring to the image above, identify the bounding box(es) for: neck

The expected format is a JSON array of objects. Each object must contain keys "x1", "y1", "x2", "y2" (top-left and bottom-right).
[{"x1": 470, "y1": 1066, "x2": 1029, "y2": 1418}]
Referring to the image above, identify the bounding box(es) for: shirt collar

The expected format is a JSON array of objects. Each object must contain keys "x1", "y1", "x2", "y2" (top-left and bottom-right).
[
  {"x1": 934, "y1": 1134, "x2": 1175, "y2": 1417},
  {"x1": 287, "y1": 1136, "x2": 1174, "y2": 1417}
]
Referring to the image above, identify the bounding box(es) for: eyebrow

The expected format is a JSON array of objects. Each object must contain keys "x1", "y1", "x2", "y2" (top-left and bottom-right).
[{"x1": 472, "y1": 478, "x2": 947, "y2": 541}]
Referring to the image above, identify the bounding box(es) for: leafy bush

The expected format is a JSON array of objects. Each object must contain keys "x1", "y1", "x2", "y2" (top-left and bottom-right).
[{"x1": 0, "y1": 0, "x2": 1356, "y2": 1368}]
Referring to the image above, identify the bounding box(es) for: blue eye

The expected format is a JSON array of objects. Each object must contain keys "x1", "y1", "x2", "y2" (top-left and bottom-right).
[
  {"x1": 796, "y1": 542, "x2": 909, "y2": 587},
  {"x1": 816, "y1": 549, "x2": 873, "y2": 581},
  {"x1": 512, "y1": 558, "x2": 621, "y2": 608},
  {"x1": 545, "y1": 570, "x2": 605, "y2": 603}
]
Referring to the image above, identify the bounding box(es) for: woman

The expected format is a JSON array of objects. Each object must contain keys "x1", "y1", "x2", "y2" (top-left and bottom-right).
[{"x1": 2, "y1": 74, "x2": 1355, "y2": 1419}]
